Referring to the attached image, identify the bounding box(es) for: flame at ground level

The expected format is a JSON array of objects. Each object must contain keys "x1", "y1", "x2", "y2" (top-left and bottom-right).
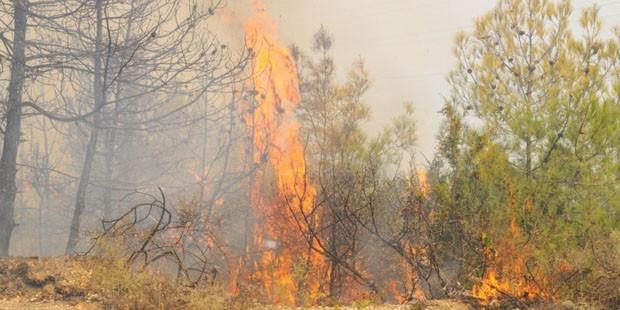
[{"x1": 472, "y1": 217, "x2": 546, "y2": 303}]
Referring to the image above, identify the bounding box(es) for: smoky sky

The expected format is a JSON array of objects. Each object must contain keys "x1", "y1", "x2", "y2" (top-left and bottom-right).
[{"x1": 218, "y1": 0, "x2": 620, "y2": 160}]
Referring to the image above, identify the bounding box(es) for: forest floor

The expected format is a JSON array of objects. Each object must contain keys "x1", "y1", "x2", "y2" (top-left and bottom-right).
[
  {"x1": 0, "y1": 256, "x2": 473, "y2": 309},
  {"x1": 0, "y1": 300, "x2": 470, "y2": 310},
  {"x1": 0, "y1": 257, "x2": 99, "y2": 309},
  {"x1": 0, "y1": 257, "x2": 595, "y2": 309}
]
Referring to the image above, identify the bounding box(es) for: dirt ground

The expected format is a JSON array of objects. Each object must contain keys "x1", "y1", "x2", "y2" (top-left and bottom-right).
[
  {"x1": 0, "y1": 301, "x2": 470, "y2": 310},
  {"x1": 0, "y1": 256, "x2": 476, "y2": 309},
  {"x1": 252, "y1": 300, "x2": 473, "y2": 309},
  {"x1": 0, "y1": 300, "x2": 98, "y2": 310},
  {"x1": 0, "y1": 257, "x2": 595, "y2": 310}
]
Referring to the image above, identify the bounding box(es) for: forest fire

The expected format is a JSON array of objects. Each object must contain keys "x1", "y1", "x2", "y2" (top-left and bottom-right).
[
  {"x1": 472, "y1": 216, "x2": 545, "y2": 303},
  {"x1": 416, "y1": 168, "x2": 430, "y2": 199},
  {"x1": 1, "y1": 0, "x2": 618, "y2": 308},
  {"x1": 240, "y1": 0, "x2": 324, "y2": 304}
]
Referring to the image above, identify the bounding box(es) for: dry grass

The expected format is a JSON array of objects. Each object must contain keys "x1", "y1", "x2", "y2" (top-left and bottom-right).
[{"x1": 0, "y1": 257, "x2": 600, "y2": 309}]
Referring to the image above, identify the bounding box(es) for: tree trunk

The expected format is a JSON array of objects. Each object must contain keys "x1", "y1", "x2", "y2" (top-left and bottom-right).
[
  {"x1": 66, "y1": 0, "x2": 105, "y2": 254},
  {"x1": 101, "y1": 89, "x2": 119, "y2": 219},
  {"x1": 37, "y1": 118, "x2": 51, "y2": 256},
  {"x1": 102, "y1": 2, "x2": 133, "y2": 219},
  {"x1": 0, "y1": 0, "x2": 28, "y2": 256}
]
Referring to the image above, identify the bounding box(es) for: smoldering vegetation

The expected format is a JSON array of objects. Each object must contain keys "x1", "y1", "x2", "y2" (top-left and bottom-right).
[{"x1": 0, "y1": 0, "x2": 619, "y2": 309}]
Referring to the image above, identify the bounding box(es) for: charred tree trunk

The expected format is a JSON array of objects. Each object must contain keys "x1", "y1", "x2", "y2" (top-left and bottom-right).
[
  {"x1": 327, "y1": 211, "x2": 343, "y2": 299},
  {"x1": 102, "y1": 130, "x2": 115, "y2": 218},
  {"x1": 66, "y1": 0, "x2": 105, "y2": 254},
  {"x1": 102, "y1": 3, "x2": 133, "y2": 219},
  {"x1": 102, "y1": 88, "x2": 119, "y2": 219},
  {"x1": 0, "y1": 0, "x2": 28, "y2": 256},
  {"x1": 34, "y1": 119, "x2": 52, "y2": 256}
]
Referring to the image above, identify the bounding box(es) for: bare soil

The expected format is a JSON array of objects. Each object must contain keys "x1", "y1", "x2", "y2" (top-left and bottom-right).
[{"x1": 0, "y1": 257, "x2": 593, "y2": 309}]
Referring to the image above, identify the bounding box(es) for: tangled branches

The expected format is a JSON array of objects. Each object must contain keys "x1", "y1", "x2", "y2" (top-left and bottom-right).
[{"x1": 84, "y1": 187, "x2": 218, "y2": 288}]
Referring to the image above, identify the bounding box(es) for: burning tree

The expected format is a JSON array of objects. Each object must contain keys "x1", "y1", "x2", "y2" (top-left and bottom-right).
[
  {"x1": 435, "y1": 0, "x2": 620, "y2": 306},
  {"x1": 285, "y1": 25, "x2": 432, "y2": 304},
  {"x1": 233, "y1": 1, "x2": 325, "y2": 305},
  {"x1": 292, "y1": 27, "x2": 378, "y2": 302},
  {"x1": 6, "y1": 0, "x2": 620, "y2": 308}
]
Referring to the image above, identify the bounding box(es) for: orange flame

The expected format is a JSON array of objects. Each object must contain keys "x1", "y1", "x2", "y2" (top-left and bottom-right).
[
  {"x1": 472, "y1": 191, "x2": 546, "y2": 303},
  {"x1": 241, "y1": 1, "x2": 324, "y2": 304},
  {"x1": 383, "y1": 168, "x2": 429, "y2": 303},
  {"x1": 416, "y1": 168, "x2": 430, "y2": 199},
  {"x1": 386, "y1": 255, "x2": 426, "y2": 303},
  {"x1": 472, "y1": 219, "x2": 543, "y2": 302}
]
